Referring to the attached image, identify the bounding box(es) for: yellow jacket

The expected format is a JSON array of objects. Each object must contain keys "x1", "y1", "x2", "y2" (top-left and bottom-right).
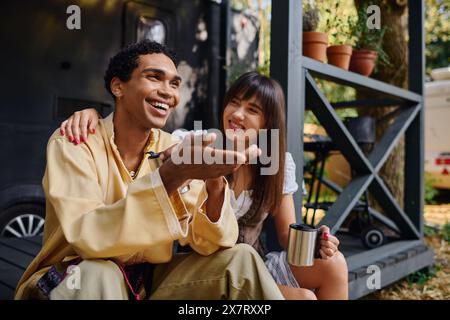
[{"x1": 15, "y1": 113, "x2": 238, "y2": 299}]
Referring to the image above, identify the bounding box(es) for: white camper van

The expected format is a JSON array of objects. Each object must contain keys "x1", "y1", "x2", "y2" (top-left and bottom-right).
[{"x1": 425, "y1": 67, "x2": 450, "y2": 190}]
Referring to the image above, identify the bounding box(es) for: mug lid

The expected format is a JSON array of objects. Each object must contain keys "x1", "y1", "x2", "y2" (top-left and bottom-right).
[{"x1": 289, "y1": 223, "x2": 318, "y2": 231}]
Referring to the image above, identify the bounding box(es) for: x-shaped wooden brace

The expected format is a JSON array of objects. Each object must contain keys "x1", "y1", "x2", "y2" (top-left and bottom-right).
[{"x1": 305, "y1": 72, "x2": 421, "y2": 239}]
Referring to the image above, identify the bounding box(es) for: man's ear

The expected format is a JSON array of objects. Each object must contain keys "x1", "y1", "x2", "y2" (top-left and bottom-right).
[{"x1": 110, "y1": 77, "x2": 123, "y2": 99}]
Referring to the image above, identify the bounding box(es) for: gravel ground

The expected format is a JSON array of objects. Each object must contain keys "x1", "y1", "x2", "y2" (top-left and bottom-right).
[{"x1": 365, "y1": 204, "x2": 450, "y2": 300}]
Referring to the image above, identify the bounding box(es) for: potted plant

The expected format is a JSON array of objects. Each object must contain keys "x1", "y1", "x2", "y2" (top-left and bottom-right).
[
  {"x1": 303, "y1": 3, "x2": 328, "y2": 62},
  {"x1": 325, "y1": 3, "x2": 354, "y2": 70},
  {"x1": 349, "y1": 4, "x2": 390, "y2": 76}
]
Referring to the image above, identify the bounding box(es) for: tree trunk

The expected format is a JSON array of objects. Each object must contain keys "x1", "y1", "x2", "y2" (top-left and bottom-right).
[{"x1": 354, "y1": 0, "x2": 408, "y2": 209}]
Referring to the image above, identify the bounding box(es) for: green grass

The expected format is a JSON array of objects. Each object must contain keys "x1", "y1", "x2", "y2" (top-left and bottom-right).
[
  {"x1": 426, "y1": 222, "x2": 450, "y2": 242},
  {"x1": 440, "y1": 223, "x2": 450, "y2": 242},
  {"x1": 406, "y1": 266, "x2": 440, "y2": 287}
]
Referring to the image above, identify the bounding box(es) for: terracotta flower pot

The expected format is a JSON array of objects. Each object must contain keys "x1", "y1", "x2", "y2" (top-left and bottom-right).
[
  {"x1": 326, "y1": 45, "x2": 353, "y2": 70},
  {"x1": 303, "y1": 32, "x2": 328, "y2": 62},
  {"x1": 349, "y1": 49, "x2": 378, "y2": 76}
]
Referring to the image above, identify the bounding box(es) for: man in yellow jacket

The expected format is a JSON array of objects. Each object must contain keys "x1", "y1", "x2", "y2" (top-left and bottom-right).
[{"x1": 15, "y1": 40, "x2": 283, "y2": 300}]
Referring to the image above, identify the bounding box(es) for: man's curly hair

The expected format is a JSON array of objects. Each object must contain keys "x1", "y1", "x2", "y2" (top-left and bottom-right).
[{"x1": 104, "y1": 40, "x2": 178, "y2": 98}]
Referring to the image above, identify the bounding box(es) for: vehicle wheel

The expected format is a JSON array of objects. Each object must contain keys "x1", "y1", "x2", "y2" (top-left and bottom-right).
[
  {"x1": 361, "y1": 226, "x2": 385, "y2": 249},
  {"x1": 0, "y1": 204, "x2": 45, "y2": 238}
]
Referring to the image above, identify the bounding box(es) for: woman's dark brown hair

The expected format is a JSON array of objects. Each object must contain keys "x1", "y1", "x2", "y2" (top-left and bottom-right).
[{"x1": 222, "y1": 71, "x2": 287, "y2": 218}]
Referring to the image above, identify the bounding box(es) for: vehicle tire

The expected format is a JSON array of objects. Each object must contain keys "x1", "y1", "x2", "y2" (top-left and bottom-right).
[
  {"x1": 0, "y1": 203, "x2": 45, "y2": 238},
  {"x1": 361, "y1": 226, "x2": 385, "y2": 249}
]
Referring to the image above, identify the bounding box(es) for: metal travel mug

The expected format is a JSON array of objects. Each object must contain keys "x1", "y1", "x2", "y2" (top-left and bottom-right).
[{"x1": 287, "y1": 223, "x2": 322, "y2": 267}]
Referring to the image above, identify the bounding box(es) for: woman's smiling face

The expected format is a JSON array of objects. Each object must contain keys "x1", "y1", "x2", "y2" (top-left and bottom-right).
[{"x1": 222, "y1": 95, "x2": 265, "y2": 144}]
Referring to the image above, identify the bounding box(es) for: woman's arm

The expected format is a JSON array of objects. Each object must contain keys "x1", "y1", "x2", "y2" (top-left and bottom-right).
[
  {"x1": 273, "y1": 151, "x2": 340, "y2": 258},
  {"x1": 272, "y1": 194, "x2": 296, "y2": 249},
  {"x1": 60, "y1": 108, "x2": 100, "y2": 144}
]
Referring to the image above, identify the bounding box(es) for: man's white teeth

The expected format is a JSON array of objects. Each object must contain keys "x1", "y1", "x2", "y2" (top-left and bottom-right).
[{"x1": 151, "y1": 101, "x2": 169, "y2": 111}]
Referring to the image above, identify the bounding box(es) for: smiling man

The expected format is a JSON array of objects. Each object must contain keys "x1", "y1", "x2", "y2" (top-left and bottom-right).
[{"x1": 14, "y1": 40, "x2": 283, "y2": 300}]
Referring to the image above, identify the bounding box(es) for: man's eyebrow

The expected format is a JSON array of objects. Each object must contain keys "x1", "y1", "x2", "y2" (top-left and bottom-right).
[{"x1": 142, "y1": 68, "x2": 182, "y2": 82}]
